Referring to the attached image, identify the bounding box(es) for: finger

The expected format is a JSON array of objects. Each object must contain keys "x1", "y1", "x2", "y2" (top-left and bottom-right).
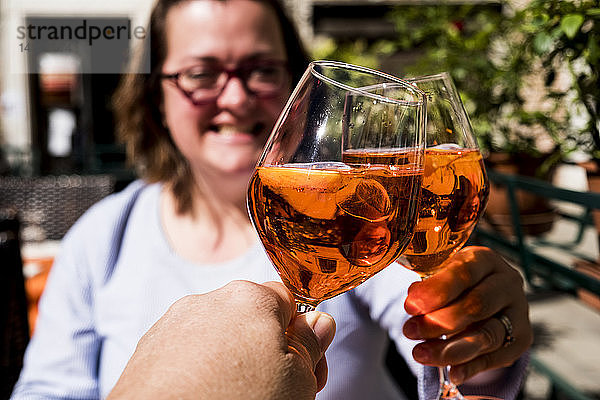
[
  {"x1": 403, "y1": 269, "x2": 518, "y2": 339},
  {"x1": 449, "y1": 320, "x2": 532, "y2": 385},
  {"x1": 404, "y1": 247, "x2": 503, "y2": 315},
  {"x1": 314, "y1": 354, "x2": 329, "y2": 392},
  {"x1": 262, "y1": 281, "x2": 297, "y2": 330},
  {"x1": 411, "y1": 317, "x2": 508, "y2": 366},
  {"x1": 286, "y1": 311, "x2": 336, "y2": 370},
  {"x1": 413, "y1": 309, "x2": 532, "y2": 383}
]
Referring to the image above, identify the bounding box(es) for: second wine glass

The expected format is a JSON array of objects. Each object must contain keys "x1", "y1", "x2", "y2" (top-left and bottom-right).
[
  {"x1": 247, "y1": 60, "x2": 426, "y2": 312},
  {"x1": 400, "y1": 72, "x2": 490, "y2": 400}
]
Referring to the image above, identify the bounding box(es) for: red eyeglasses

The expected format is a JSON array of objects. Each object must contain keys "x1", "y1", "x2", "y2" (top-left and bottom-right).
[{"x1": 161, "y1": 60, "x2": 290, "y2": 105}]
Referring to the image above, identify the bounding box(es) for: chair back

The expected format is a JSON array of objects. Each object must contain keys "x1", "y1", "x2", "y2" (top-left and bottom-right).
[
  {"x1": 0, "y1": 174, "x2": 115, "y2": 241},
  {"x1": 0, "y1": 208, "x2": 29, "y2": 398}
]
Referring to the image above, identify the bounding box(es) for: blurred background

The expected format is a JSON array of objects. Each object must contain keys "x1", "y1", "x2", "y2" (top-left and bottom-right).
[
  {"x1": 1, "y1": 1, "x2": 599, "y2": 399},
  {"x1": 2, "y1": 0, "x2": 598, "y2": 182}
]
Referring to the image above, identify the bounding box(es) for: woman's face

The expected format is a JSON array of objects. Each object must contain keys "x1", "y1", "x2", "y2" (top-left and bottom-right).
[{"x1": 161, "y1": 0, "x2": 290, "y2": 184}]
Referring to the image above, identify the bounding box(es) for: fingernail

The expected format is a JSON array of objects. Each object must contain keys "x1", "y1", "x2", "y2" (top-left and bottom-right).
[
  {"x1": 305, "y1": 311, "x2": 336, "y2": 351},
  {"x1": 405, "y1": 297, "x2": 425, "y2": 315},
  {"x1": 413, "y1": 346, "x2": 431, "y2": 363},
  {"x1": 403, "y1": 319, "x2": 420, "y2": 339}
]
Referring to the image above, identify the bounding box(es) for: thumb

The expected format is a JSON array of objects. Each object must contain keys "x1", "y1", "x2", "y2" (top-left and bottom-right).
[{"x1": 286, "y1": 311, "x2": 336, "y2": 368}]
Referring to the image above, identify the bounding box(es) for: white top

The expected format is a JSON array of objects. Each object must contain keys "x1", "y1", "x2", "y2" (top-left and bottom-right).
[{"x1": 12, "y1": 181, "x2": 527, "y2": 400}]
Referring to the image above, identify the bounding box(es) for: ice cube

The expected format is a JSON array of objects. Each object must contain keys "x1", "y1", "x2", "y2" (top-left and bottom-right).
[{"x1": 336, "y1": 178, "x2": 391, "y2": 222}]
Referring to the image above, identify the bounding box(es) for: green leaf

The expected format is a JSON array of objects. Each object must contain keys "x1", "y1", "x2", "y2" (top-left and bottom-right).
[
  {"x1": 589, "y1": 34, "x2": 600, "y2": 64},
  {"x1": 533, "y1": 32, "x2": 554, "y2": 54},
  {"x1": 560, "y1": 14, "x2": 584, "y2": 39},
  {"x1": 586, "y1": 8, "x2": 600, "y2": 17}
]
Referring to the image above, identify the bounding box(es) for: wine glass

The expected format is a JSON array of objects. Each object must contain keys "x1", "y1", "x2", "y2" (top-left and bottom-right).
[
  {"x1": 399, "y1": 72, "x2": 491, "y2": 400},
  {"x1": 247, "y1": 60, "x2": 426, "y2": 312}
]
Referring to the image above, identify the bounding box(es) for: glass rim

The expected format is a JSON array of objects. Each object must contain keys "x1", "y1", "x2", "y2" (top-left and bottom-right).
[
  {"x1": 407, "y1": 71, "x2": 480, "y2": 150},
  {"x1": 406, "y1": 71, "x2": 458, "y2": 104},
  {"x1": 407, "y1": 71, "x2": 452, "y2": 84},
  {"x1": 308, "y1": 60, "x2": 425, "y2": 107}
]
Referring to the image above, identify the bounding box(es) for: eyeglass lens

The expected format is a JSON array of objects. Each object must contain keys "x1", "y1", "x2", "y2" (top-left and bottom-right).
[{"x1": 178, "y1": 62, "x2": 288, "y2": 101}]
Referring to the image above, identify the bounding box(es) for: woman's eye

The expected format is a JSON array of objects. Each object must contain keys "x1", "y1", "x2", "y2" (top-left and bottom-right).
[
  {"x1": 188, "y1": 71, "x2": 215, "y2": 80},
  {"x1": 254, "y1": 67, "x2": 277, "y2": 76},
  {"x1": 250, "y1": 66, "x2": 282, "y2": 82},
  {"x1": 256, "y1": 66, "x2": 274, "y2": 73}
]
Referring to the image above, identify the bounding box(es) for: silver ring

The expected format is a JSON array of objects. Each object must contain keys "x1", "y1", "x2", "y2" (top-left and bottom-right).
[{"x1": 497, "y1": 314, "x2": 515, "y2": 347}]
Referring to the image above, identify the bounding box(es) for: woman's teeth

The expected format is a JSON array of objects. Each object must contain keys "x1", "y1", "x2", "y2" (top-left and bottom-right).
[
  {"x1": 217, "y1": 126, "x2": 247, "y2": 136},
  {"x1": 213, "y1": 124, "x2": 264, "y2": 136}
]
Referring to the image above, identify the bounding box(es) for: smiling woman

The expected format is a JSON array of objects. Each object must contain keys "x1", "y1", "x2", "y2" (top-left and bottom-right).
[
  {"x1": 114, "y1": 0, "x2": 308, "y2": 216},
  {"x1": 160, "y1": 0, "x2": 290, "y2": 191},
  {"x1": 11, "y1": 1, "x2": 531, "y2": 400}
]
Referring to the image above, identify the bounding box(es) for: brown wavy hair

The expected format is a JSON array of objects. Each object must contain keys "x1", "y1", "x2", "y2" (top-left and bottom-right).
[{"x1": 113, "y1": 0, "x2": 310, "y2": 214}]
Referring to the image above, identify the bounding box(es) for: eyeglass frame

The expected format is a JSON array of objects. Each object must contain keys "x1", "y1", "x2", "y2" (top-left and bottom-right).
[{"x1": 160, "y1": 60, "x2": 291, "y2": 106}]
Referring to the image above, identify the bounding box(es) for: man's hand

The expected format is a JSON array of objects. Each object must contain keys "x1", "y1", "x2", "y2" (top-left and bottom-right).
[{"x1": 108, "y1": 280, "x2": 336, "y2": 400}]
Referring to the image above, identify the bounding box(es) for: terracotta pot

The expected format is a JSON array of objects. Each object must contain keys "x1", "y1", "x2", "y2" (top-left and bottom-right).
[
  {"x1": 483, "y1": 153, "x2": 556, "y2": 236},
  {"x1": 574, "y1": 260, "x2": 600, "y2": 312},
  {"x1": 23, "y1": 257, "x2": 53, "y2": 335},
  {"x1": 579, "y1": 160, "x2": 600, "y2": 253}
]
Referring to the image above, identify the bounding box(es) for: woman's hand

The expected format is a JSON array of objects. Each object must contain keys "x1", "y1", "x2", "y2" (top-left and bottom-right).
[{"x1": 403, "y1": 246, "x2": 533, "y2": 384}]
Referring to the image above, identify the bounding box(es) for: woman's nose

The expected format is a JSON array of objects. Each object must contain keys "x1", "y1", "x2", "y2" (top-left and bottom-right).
[{"x1": 216, "y1": 76, "x2": 253, "y2": 111}]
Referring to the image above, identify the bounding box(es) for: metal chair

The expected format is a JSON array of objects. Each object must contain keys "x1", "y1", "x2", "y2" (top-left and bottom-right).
[
  {"x1": 0, "y1": 208, "x2": 29, "y2": 398},
  {"x1": 0, "y1": 174, "x2": 115, "y2": 241}
]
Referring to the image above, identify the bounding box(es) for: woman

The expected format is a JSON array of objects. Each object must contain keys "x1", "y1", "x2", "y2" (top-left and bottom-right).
[{"x1": 12, "y1": 1, "x2": 532, "y2": 399}]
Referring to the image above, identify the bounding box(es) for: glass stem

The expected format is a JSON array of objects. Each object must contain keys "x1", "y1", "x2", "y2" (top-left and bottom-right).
[
  {"x1": 296, "y1": 302, "x2": 315, "y2": 314},
  {"x1": 438, "y1": 365, "x2": 464, "y2": 400}
]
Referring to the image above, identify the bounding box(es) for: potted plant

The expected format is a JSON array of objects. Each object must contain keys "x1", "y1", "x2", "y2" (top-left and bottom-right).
[
  {"x1": 310, "y1": 0, "x2": 600, "y2": 301},
  {"x1": 378, "y1": 0, "x2": 598, "y2": 235},
  {"x1": 310, "y1": 0, "x2": 599, "y2": 234}
]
